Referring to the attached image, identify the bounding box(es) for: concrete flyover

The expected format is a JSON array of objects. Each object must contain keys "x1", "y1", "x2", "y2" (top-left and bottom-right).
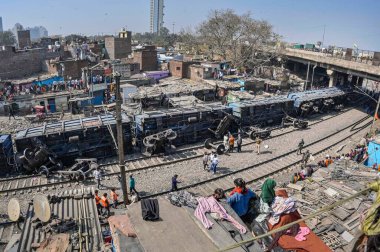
[{"x1": 282, "y1": 48, "x2": 380, "y2": 82}]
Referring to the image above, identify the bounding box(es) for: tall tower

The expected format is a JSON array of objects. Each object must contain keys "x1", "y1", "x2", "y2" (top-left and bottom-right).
[
  {"x1": 0, "y1": 17, "x2": 3, "y2": 33},
  {"x1": 150, "y1": 0, "x2": 164, "y2": 34}
]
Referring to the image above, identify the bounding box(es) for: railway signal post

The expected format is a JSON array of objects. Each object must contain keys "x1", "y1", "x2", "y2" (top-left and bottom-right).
[{"x1": 114, "y1": 72, "x2": 129, "y2": 205}]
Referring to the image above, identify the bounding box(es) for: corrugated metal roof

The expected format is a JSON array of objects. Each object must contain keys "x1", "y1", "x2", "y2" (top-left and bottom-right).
[
  {"x1": 17, "y1": 187, "x2": 104, "y2": 252},
  {"x1": 15, "y1": 114, "x2": 130, "y2": 139}
]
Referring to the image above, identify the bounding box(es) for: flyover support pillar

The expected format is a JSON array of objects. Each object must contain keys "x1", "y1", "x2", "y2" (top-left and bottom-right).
[{"x1": 327, "y1": 69, "x2": 336, "y2": 87}]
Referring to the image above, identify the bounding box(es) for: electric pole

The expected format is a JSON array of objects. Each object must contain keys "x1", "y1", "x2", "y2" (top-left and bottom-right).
[{"x1": 114, "y1": 72, "x2": 129, "y2": 205}]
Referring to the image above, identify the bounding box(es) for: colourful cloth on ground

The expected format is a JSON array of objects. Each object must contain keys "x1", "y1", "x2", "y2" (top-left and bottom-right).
[
  {"x1": 194, "y1": 196, "x2": 247, "y2": 234},
  {"x1": 294, "y1": 227, "x2": 310, "y2": 241},
  {"x1": 268, "y1": 196, "x2": 297, "y2": 225}
]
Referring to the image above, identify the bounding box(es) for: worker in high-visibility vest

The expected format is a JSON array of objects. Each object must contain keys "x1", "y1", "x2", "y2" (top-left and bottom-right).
[
  {"x1": 100, "y1": 193, "x2": 110, "y2": 216},
  {"x1": 110, "y1": 188, "x2": 119, "y2": 209},
  {"x1": 94, "y1": 190, "x2": 102, "y2": 215}
]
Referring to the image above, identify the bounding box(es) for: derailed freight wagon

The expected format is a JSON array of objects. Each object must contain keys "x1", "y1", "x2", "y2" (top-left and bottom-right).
[
  {"x1": 14, "y1": 114, "x2": 132, "y2": 166},
  {"x1": 133, "y1": 103, "x2": 234, "y2": 149},
  {"x1": 228, "y1": 95, "x2": 293, "y2": 127},
  {"x1": 288, "y1": 87, "x2": 349, "y2": 116}
]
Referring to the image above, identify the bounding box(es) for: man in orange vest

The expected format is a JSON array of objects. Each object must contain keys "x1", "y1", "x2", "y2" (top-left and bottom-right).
[
  {"x1": 100, "y1": 193, "x2": 110, "y2": 216},
  {"x1": 229, "y1": 135, "x2": 235, "y2": 153},
  {"x1": 94, "y1": 190, "x2": 101, "y2": 215},
  {"x1": 110, "y1": 188, "x2": 119, "y2": 209}
]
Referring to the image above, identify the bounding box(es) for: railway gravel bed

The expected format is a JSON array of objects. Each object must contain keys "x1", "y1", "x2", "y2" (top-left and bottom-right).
[{"x1": 0, "y1": 106, "x2": 364, "y2": 186}]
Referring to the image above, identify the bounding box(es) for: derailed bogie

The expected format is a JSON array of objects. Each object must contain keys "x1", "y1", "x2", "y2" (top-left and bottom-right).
[{"x1": 142, "y1": 129, "x2": 177, "y2": 156}]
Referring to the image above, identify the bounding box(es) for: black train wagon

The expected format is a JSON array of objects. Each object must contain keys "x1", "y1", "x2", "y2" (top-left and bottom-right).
[
  {"x1": 133, "y1": 103, "x2": 233, "y2": 147},
  {"x1": 228, "y1": 95, "x2": 293, "y2": 127},
  {"x1": 14, "y1": 114, "x2": 132, "y2": 166}
]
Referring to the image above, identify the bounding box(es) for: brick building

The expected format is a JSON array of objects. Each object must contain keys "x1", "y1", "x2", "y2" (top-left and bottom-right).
[
  {"x1": 188, "y1": 65, "x2": 213, "y2": 82},
  {"x1": 56, "y1": 59, "x2": 92, "y2": 80},
  {"x1": 104, "y1": 32, "x2": 132, "y2": 60},
  {"x1": 169, "y1": 60, "x2": 200, "y2": 78},
  {"x1": 133, "y1": 45, "x2": 157, "y2": 71},
  {"x1": 0, "y1": 47, "x2": 61, "y2": 79},
  {"x1": 17, "y1": 30, "x2": 31, "y2": 49},
  {"x1": 112, "y1": 62, "x2": 140, "y2": 79}
]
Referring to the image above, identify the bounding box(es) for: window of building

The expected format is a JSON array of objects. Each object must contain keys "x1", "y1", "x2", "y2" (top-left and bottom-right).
[{"x1": 176, "y1": 67, "x2": 181, "y2": 71}]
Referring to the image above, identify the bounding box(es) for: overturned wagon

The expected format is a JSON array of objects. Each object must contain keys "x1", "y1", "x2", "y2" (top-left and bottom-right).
[
  {"x1": 14, "y1": 114, "x2": 132, "y2": 167},
  {"x1": 288, "y1": 87, "x2": 349, "y2": 116},
  {"x1": 228, "y1": 96, "x2": 293, "y2": 127},
  {"x1": 134, "y1": 103, "x2": 233, "y2": 148}
]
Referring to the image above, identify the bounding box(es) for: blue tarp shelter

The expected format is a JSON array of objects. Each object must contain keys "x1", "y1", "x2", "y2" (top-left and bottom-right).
[
  {"x1": 33, "y1": 76, "x2": 63, "y2": 86},
  {"x1": 365, "y1": 140, "x2": 380, "y2": 167}
]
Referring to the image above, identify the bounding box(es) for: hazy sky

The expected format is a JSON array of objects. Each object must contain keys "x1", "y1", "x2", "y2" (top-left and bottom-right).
[{"x1": 1, "y1": 0, "x2": 379, "y2": 50}]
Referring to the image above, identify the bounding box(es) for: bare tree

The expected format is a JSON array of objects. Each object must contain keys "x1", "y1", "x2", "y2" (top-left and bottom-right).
[
  {"x1": 178, "y1": 27, "x2": 202, "y2": 55},
  {"x1": 198, "y1": 9, "x2": 280, "y2": 69}
]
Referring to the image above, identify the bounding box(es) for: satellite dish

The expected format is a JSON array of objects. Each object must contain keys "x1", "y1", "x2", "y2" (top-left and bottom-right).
[
  {"x1": 8, "y1": 198, "x2": 21, "y2": 222},
  {"x1": 33, "y1": 194, "x2": 51, "y2": 223}
]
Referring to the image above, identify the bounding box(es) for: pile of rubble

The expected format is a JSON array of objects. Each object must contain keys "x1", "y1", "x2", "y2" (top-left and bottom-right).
[{"x1": 284, "y1": 159, "x2": 377, "y2": 251}]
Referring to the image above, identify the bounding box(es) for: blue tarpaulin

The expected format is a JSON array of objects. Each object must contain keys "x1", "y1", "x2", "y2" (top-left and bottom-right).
[
  {"x1": 365, "y1": 141, "x2": 380, "y2": 167},
  {"x1": 33, "y1": 76, "x2": 63, "y2": 86}
]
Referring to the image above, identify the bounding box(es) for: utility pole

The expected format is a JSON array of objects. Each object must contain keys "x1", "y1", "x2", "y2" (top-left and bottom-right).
[
  {"x1": 114, "y1": 72, "x2": 129, "y2": 205},
  {"x1": 322, "y1": 25, "x2": 326, "y2": 49},
  {"x1": 370, "y1": 95, "x2": 380, "y2": 134},
  {"x1": 172, "y1": 22, "x2": 175, "y2": 34}
]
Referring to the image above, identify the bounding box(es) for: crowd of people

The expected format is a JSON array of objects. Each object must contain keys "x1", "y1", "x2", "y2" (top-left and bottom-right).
[
  {"x1": 93, "y1": 167, "x2": 139, "y2": 216},
  {"x1": 0, "y1": 80, "x2": 89, "y2": 103},
  {"x1": 202, "y1": 177, "x2": 324, "y2": 251}
]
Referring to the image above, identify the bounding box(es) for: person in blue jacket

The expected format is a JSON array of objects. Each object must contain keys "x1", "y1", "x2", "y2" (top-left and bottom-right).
[{"x1": 227, "y1": 178, "x2": 256, "y2": 220}]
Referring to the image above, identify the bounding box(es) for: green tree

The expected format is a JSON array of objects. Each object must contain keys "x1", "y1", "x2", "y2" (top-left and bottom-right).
[{"x1": 0, "y1": 30, "x2": 16, "y2": 46}]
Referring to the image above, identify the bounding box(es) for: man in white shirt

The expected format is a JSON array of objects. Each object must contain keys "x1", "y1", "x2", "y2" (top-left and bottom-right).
[
  {"x1": 93, "y1": 168, "x2": 102, "y2": 189},
  {"x1": 210, "y1": 154, "x2": 219, "y2": 174}
]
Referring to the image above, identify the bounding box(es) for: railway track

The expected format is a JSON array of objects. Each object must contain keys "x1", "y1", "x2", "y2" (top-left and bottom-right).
[
  {"x1": 0, "y1": 109, "x2": 370, "y2": 196},
  {"x1": 140, "y1": 115, "x2": 372, "y2": 199},
  {"x1": 0, "y1": 107, "x2": 368, "y2": 196}
]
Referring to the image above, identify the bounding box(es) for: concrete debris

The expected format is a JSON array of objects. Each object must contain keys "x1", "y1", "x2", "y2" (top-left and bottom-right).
[
  {"x1": 341, "y1": 231, "x2": 354, "y2": 243},
  {"x1": 287, "y1": 183, "x2": 304, "y2": 191},
  {"x1": 324, "y1": 187, "x2": 339, "y2": 197}
]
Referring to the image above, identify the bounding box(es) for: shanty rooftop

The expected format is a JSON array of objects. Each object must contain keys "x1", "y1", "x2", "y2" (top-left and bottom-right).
[{"x1": 129, "y1": 77, "x2": 215, "y2": 99}]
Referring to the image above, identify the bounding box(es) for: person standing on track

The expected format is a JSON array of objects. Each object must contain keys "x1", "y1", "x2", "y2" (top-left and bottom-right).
[
  {"x1": 297, "y1": 139, "x2": 305, "y2": 155},
  {"x1": 129, "y1": 174, "x2": 138, "y2": 195},
  {"x1": 255, "y1": 137, "x2": 262, "y2": 155},
  {"x1": 171, "y1": 174, "x2": 180, "y2": 191},
  {"x1": 237, "y1": 134, "x2": 242, "y2": 153},
  {"x1": 93, "y1": 167, "x2": 102, "y2": 189},
  {"x1": 210, "y1": 154, "x2": 219, "y2": 174},
  {"x1": 203, "y1": 152, "x2": 209, "y2": 170},
  {"x1": 302, "y1": 150, "x2": 311, "y2": 166},
  {"x1": 224, "y1": 134, "x2": 229, "y2": 152},
  {"x1": 229, "y1": 135, "x2": 235, "y2": 153}
]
